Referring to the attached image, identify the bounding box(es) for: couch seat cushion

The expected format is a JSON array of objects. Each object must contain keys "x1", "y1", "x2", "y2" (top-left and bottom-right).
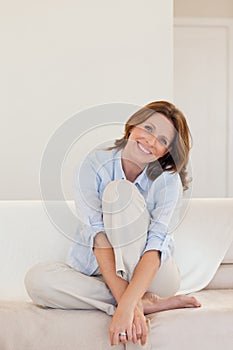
[
  {"x1": 0, "y1": 290, "x2": 233, "y2": 350},
  {"x1": 149, "y1": 290, "x2": 233, "y2": 350},
  {"x1": 0, "y1": 302, "x2": 120, "y2": 350}
]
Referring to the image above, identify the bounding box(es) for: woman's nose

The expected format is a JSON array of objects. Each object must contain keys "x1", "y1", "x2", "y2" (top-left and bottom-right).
[{"x1": 146, "y1": 133, "x2": 157, "y2": 147}]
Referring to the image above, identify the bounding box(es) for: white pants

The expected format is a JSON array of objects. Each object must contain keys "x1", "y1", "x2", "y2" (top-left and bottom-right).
[{"x1": 25, "y1": 180, "x2": 180, "y2": 316}]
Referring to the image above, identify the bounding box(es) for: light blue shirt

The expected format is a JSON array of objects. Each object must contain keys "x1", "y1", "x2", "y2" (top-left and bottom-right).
[{"x1": 66, "y1": 147, "x2": 183, "y2": 275}]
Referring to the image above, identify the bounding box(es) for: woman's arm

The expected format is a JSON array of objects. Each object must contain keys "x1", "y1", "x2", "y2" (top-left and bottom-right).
[
  {"x1": 94, "y1": 233, "x2": 160, "y2": 304},
  {"x1": 109, "y1": 250, "x2": 160, "y2": 345},
  {"x1": 93, "y1": 232, "x2": 128, "y2": 303},
  {"x1": 118, "y1": 250, "x2": 160, "y2": 309},
  {"x1": 94, "y1": 232, "x2": 160, "y2": 346}
]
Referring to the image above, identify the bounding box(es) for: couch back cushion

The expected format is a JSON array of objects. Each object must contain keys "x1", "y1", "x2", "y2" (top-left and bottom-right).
[
  {"x1": 0, "y1": 201, "x2": 74, "y2": 301},
  {"x1": 0, "y1": 199, "x2": 233, "y2": 300},
  {"x1": 223, "y1": 241, "x2": 233, "y2": 263},
  {"x1": 173, "y1": 198, "x2": 233, "y2": 294}
]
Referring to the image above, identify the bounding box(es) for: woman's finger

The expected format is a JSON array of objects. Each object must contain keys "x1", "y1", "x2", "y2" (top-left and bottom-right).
[
  {"x1": 126, "y1": 326, "x2": 132, "y2": 343},
  {"x1": 110, "y1": 329, "x2": 121, "y2": 346},
  {"x1": 132, "y1": 323, "x2": 138, "y2": 344},
  {"x1": 110, "y1": 330, "x2": 116, "y2": 346},
  {"x1": 111, "y1": 329, "x2": 132, "y2": 346},
  {"x1": 134, "y1": 318, "x2": 142, "y2": 340},
  {"x1": 119, "y1": 332, "x2": 127, "y2": 344},
  {"x1": 113, "y1": 331, "x2": 121, "y2": 346},
  {"x1": 140, "y1": 317, "x2": 149, "y2": 346},
  {"x1": 133, "y1": 309, "x2": 143, "y2": 340}
]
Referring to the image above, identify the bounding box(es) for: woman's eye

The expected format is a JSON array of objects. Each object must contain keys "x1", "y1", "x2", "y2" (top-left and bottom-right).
[
  {"x1": 144, "y1": 125, "x2": 153, "y2": 132},
  {"x1": 159, "y1": 138, "x2": 168, "y2": 146}
]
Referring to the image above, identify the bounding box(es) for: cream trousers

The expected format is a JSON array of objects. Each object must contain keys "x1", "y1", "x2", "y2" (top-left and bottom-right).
[{"x1": 25, "y1": 180, "x2": 180, "y2": 316}]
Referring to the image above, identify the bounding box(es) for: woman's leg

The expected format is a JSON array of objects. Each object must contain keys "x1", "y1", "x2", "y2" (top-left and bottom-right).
[
  {"x1": 102, "y1": 180, "x2": 150, "y2": 282},
  {"x1": 102, "y1": 179, "x2": 181, "y2": 294},
  {"x1": 102, "y1": 180, "x2": 201, "y2": 313},
  {"x1": 147, "y1": 255, "x2": 181, "y2": 298},
  {"x1": 142, "y1": 256, "x2": 201, "y2": 314},
  {"x1": 24, "y1": 261, "x2": 117, "y2": 315}
]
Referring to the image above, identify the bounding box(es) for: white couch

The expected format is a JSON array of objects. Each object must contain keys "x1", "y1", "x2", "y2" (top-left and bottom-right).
[{"x1": 0, "y1": 199, "x2": 233, "y2": 350}]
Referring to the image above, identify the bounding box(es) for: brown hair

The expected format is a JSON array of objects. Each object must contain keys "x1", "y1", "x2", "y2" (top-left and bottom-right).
[{"x1": 108, "y1": 101, "x2": 192, "y2": 190}]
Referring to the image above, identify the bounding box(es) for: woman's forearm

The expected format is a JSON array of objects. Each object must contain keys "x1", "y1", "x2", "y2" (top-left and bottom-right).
[
  {"x1": 94, "y1": 233, "x2": 160, "y2": 310},
  {"x1": 118, "y1": 250, "x2": 161, "y2": 311},
  {"x1": 93, "y1": 232, "x2": 128, "y2": 303}
]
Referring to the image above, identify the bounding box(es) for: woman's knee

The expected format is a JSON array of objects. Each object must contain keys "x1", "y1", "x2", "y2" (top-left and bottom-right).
[
  {"x1": 24, "y1": 263, "x2": 53, "y2": 302},
  {"x1": 102, "y1": 179, "x2": 133, "y2": 205},
  {"x1": 102, "y1": 179, "x2": 148, "y2": 227}
]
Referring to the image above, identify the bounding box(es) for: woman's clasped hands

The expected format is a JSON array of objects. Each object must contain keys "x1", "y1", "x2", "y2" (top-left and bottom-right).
[{"x1": 109, "y1": 299, "x2": 149, "y2": 346}]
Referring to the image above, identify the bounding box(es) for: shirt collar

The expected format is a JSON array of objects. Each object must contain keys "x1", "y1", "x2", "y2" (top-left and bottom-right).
[{"x1": 113, "y1": 148, "x2": 151, "y2": 192}]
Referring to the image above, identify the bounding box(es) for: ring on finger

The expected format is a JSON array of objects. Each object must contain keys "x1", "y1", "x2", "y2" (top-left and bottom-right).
[{"x1": 119, "y1": 331, "x2": 127, "y2": 337}]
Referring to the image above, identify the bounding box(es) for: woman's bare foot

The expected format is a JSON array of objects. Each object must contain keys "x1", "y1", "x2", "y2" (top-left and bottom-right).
[{"x1": 142, "y1": 292, "x2": 201, "y2": 315}]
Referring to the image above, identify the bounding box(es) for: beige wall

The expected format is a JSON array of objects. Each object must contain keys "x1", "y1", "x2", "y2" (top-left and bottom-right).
[
  {"x1": 174, "y1": 0, "x2": 233, "y2": 17},
  {"x1": 0, "y1": 0, "x2": 173, "y2": 199}
]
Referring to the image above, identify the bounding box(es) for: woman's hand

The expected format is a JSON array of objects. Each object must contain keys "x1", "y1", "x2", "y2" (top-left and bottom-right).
[
  {"x1": 109, "y1": 300, "x2": 149, "y2": 346},
  {"x1": 132, "y1": 300, "x2": 148, "y2": 346},
  {"x1": 110, "y1": 304, "x2": 134, "y2": 346}
]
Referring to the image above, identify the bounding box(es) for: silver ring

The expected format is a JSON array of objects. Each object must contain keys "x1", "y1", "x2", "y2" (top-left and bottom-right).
[{"x1": 119, "y1": 331, "x2": 127, "y2": 337}]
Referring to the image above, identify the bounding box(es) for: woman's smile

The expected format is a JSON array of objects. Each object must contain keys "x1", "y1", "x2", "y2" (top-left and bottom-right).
[{"x1": 137, "y1": 141, "x2": 152, "y2": 155}]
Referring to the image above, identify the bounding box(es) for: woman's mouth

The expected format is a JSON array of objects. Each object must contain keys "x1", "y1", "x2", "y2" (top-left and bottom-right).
[{"x1": 137, "y1": 142, "x2": 152, "y2": 155}]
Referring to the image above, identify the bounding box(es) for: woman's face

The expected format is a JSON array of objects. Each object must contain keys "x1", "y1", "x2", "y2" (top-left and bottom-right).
[{"x1": 123, "y1": 113, "x2": 175, "y2": 168}]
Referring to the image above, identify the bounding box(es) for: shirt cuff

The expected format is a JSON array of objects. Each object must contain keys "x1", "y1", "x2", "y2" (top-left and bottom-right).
[
  {"x1": 91, "y1": 223, "x2": 106, "y2": 237},
  {"x1": 143, "y1": 234, "x2": 174, "y2": 265}
]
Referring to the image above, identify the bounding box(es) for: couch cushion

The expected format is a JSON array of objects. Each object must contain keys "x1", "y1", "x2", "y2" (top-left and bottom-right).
[
  {"x1": 1, "y1": 199, "x2": 233, "y2": 299},
  {"x1": 0, "y1": 301, "x2": 150, "y2": 350},
  {"x1": 149, "y1": 289, "x2": 233, "y2": 350},
  {"x1": 174, "y1": 198, "x2": 233, "y2": 294},
  {"x1": 1, "y1": 290, "x2": 232, "y2": 350},
  {"x1": 204, "y1": 264, "x2": 233, "y2": 289},
  {"x1": 0, "y1": 302, "x2": 122, "y2": 350},
  {"x1": 223, "y1": 241, "x2": 233, "y2": 263},
  {"x1": 0, "y1": 201, "x2": 72, "y2": 300}
]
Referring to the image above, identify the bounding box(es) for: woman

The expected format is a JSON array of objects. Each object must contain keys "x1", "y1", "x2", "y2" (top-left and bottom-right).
[{"x1": 25, "y1": 101, "x2": 201, "y2": 347}]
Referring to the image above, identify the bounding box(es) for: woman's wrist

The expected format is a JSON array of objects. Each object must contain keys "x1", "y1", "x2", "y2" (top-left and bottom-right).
[
  {"x1": 111, "y1": 276, "x2": 129, "y2": 304},
  {"x1": 117, "y1": 293, "x2": 138, "y2": 312}
]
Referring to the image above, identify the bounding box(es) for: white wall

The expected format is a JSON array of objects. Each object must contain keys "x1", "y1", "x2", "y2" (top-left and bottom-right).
[
  {"x1": 174, "y1": 0, "x2": 233, "y2": 197},
  {"x1": 174, "y1": 0, "x2": 233, "y2": 17},
  {"x1": 0, "y1": 0, "x2": 173, "y2": 199},
  {"x1": 174, "y1": 19, "x2": 233, "y2": 197}
]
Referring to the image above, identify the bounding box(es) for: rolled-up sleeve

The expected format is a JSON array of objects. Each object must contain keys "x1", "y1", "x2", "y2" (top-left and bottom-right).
[
  {"x1": 142, "y1": 172, "x2": 183, "y2": 265},
  {"x1": 73, "y1": 153, "x2": 107, "y2": 247},
  {"x1": 66, "y1": 152, "x2": 110, "y2": 275}
]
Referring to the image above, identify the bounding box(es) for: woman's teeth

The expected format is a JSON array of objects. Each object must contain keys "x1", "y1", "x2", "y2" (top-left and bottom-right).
[{"x1": 137, "y1": 142, "x2": 151, "y2": 154}]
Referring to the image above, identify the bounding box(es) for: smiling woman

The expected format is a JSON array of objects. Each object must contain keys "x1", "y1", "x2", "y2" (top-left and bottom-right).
[
  {"x1": 109, "y1": 100, "x2": 192, "y2": 189},
  {"x1": 121, "y1": 113, "x2": 175, "y2": 181},
  {"x1": 25, "y1": 101, "x2": 200, "y2": 348}
]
